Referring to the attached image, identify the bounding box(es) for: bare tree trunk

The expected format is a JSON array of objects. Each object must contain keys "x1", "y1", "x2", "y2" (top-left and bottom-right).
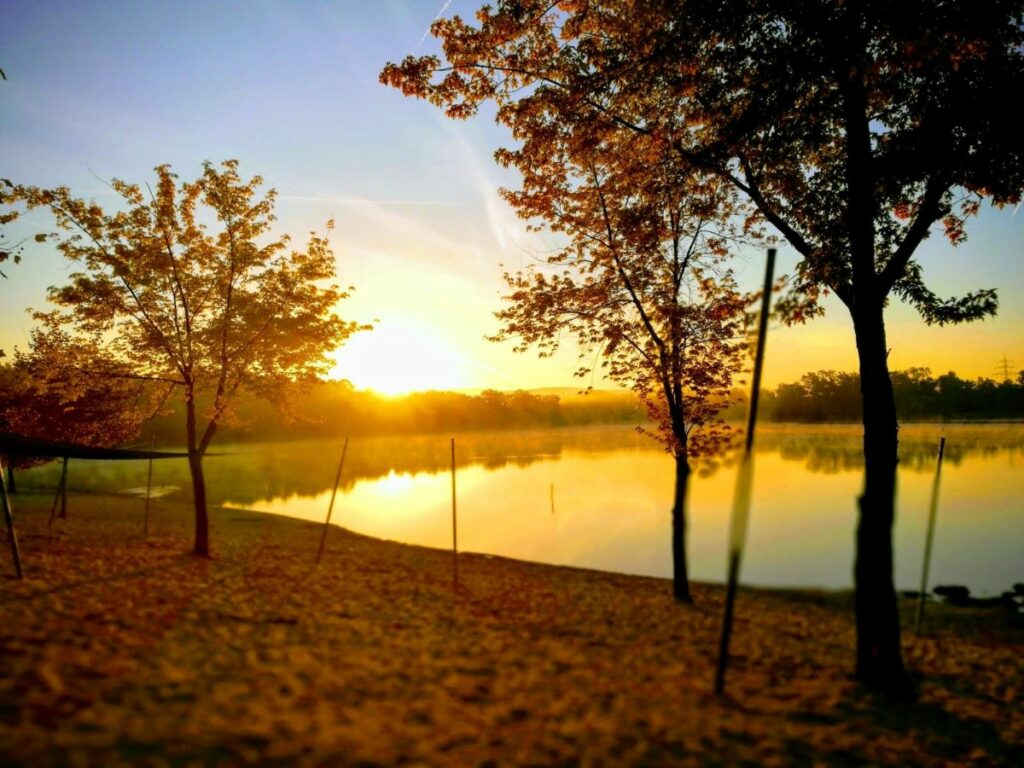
[
  {"x1": 7, "y1": 464, "x2": 15, "y2": 495},
  {"x1": 852, "y1": 305, "x2": 914, "y2": 699},
  {"x1": 185, "y1": 391, "x2": 210, "y2": 558},
  {"x1": 57, "y1": 457, "x2": 68, "y2": 519},
  {"x1": 188, "y1": 450, "x2": 210, "y2": 557},
  {"x1": 671, "y1": 452, "x2": 693, "y2": 603}
]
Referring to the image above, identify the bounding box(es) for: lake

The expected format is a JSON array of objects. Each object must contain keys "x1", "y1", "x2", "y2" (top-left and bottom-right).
[{"x1": 16, "y1": 423, "x2": 1023, "y2": 595}]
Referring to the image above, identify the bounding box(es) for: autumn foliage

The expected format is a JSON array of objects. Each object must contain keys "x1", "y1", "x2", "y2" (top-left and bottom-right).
[
  {"x1": 381, "y1": 0, "x2": 1024, "y2": 696},
  {"x1": 1, "y1": 495, "x2": 1020, "y2": 765},
  {"x1": 15, "y1": 162, "x2": 366, "y2": 556}
]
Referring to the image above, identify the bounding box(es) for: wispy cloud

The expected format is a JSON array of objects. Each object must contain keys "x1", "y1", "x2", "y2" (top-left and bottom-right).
[
  {"x1": 279, "y1": 192, "x2": 489, "y2": 272},
  {"x1": 437, "y1": 119, "x2": 539, "y2": 255},
  {"x1": 279, "y1": 194, "x2": 458, "y2": 208},
  {"x1": 416, "y1": 0, "x2": 454, "y2": 52}
]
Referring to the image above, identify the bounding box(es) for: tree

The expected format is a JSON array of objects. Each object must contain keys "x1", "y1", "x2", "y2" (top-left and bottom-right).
[
  {"x1": 0, "y1": 180, "x2": 24, "y2": 279},
  {"x1": 0, "y1": 328, "x2": 150, "y2": 505},
  {"x1": 1, "y1": 67, "x2": 24, "y2": 279},
  {"x1": 19, "y1": 161, "x2": 366, "y2": 556},
  {"x1": 0, "y1": 328, "x2": 148, "y2": 449},
  {"x1": 488, "y1": 126, "x2": 750, "y2": 602},
  {"x1": 382, "y1": 0, "x2": 1024, "y2": 696}
]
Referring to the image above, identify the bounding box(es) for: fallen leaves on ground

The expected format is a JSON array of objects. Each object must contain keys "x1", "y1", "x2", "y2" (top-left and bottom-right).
[{"x1": 0, "y1": 494, "x2": 1021, "y2": 766}]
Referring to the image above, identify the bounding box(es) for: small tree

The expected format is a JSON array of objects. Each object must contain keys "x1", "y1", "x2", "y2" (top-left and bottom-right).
[
  {"x1": 0, "y1": 328, "x2": 147, "y2": 448},
  {"x1": 20, "y1": 161, "x2": 365, "y2": 556},
  {"x1": 489, "y1": 128, "x2": 750, "y2": 602},
  {"x1": 0, "y1": 328, "x2": 149, "y2": 502}
]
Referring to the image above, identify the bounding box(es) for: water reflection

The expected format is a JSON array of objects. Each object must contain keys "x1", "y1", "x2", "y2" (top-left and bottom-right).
[
  {"x1": 18, "y1": 424, "x2": 1023, "y2": 503},
  {"x1": 18, "y1": 423, "x2": 1023, "y2": 593}
]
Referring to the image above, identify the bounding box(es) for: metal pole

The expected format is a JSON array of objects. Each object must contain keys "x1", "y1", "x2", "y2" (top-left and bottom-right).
[
  {"x1": 715, "y1": 247, "x2": 776, "y2": 695},
  {"x1": 1, "y1": 461, "x2": 23, "y2": 579},
  {"x1": 451, "y1": 437, "x2": 458, "y2": 588},
  {"x1": 143, "y1": 434, "x2": 155, "y2": 538},
  {"x1": 316, "y1": 437, "x2": 349, "y2": 564},
  {"x1": 915, "y1": 437, "x2": 946, "y2": 634}
]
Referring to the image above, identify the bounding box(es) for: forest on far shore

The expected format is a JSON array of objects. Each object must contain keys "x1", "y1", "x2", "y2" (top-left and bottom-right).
[
  {"x1": 1, "y1": 365, "x2": 1021, "y2": 447},
  {"x1": 107, "y1": 367, "x2": 1024, "y2": 444}
]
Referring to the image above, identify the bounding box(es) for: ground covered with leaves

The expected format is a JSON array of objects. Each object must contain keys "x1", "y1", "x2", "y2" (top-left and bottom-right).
[{"x1": 1, "y1": 493, "x2": 1021, "y2": 766}]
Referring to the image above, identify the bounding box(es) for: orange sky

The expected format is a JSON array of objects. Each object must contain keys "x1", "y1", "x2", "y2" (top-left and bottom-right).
[{"x1": 2, "y1": 1, "x2": 1021, "y2": 396}]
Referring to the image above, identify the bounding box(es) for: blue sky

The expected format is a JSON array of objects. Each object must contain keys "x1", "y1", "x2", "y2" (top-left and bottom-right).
[{"x1": 2, "y1": 0, "x2": 1022, "y2": 390}]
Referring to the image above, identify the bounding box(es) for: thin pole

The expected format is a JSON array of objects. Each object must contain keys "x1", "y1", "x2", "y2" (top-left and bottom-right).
[
  {"x1": 47, "y1": 457, "x2": 68, "y2": 528},
  {"x1": 915, "y1": 437, "x2": 946, "y2": 634},
  {"x1": 59, "y1": 457, "x2": 68, "y2": 519},
  {"x1": 1, "y1": 461, "x2": 23, "y2": 579},
  {"x1": 316, "y1": 437, "x2": 349, "y2": 564},
  {"x1": 550, "y1": 483, "x2": 555, "y2": 515},
  {"x1": 143, "y1": 434, "x2": 155, "y2": 538},
  {"x1": 715, "y1": 247, "x2": 776, "y2": 696},
  {"x1": 451, "y1": 437, "x2": 458, "y2": 588}
]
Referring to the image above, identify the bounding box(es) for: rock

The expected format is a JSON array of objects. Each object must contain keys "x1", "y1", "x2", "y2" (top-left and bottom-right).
[{"x1": 933, "y1": 585, "x2": 971, "y2": 606}]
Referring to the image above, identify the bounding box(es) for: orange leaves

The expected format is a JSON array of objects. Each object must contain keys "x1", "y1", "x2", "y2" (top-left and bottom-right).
[{"x1": 2, "y1": 493, "x2": 1021, "y2": 765}]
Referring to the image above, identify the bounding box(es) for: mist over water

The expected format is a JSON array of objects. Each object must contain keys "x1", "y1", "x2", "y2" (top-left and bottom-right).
[{"x1": 20, "y1": 423, "x2": 1023, "y2": 594}]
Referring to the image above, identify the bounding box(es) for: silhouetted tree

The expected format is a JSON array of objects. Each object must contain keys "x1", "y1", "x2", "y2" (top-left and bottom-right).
[
  {"x1": 0, "y1": 330, "x2": 146, "y2": 450},
  {"x1": 18, "y1": 161, "x2": 366, "y2": 556},
  {"x1": 382, "y1": 0, "x2": 1024, "y2": 697},
  {"x1": 486, "y1": 130, "x2": 750, "y2": 602}
]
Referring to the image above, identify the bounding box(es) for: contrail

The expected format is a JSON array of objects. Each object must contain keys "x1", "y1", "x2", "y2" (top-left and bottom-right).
[{"x1": 416, "y1": 0, "x2": 454, "y2": 51}]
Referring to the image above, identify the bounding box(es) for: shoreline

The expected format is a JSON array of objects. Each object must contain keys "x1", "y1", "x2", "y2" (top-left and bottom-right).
[{"x1": 2, "y1": 492, "x2": 1021, "y2": 765}]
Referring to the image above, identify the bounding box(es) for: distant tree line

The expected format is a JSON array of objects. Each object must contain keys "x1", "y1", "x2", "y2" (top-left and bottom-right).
[
  {"x1": 136, "y1": 384, "x2": 645, "y2": 444},
  {"x1": 724, "y1": 368, "x2": 1024, "y2": 423},
  {"x1": 5, "y1": 367, "x2": 1018, "y2": 453}
]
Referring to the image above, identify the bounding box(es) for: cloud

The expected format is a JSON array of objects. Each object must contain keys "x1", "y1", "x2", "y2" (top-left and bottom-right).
[
  {"x1": 279, "y1": 195, "x2": 458, "y2": 208},
  {"x1": 416, "y1": 0, "x2": 454, "y2": 52},
  {"x1": 278, "y1": 192, "x2": 490, "y2": 273},
  {"x1": 436, "y1": 118, "x2": 543, "y2": 257}
]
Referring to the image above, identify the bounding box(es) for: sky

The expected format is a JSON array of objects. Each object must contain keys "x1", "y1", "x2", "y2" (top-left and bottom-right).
[{"x1": 2, "y1": 0, "x2": 1021, "y2": 394}]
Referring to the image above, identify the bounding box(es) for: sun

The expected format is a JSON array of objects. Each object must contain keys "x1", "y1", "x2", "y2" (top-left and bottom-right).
[{"x1": 329, "y1": 319, "x2": 471, "y2": 395}]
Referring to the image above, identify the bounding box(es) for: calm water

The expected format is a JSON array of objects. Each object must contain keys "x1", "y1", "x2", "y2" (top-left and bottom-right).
[{"x1": 18, "y1": 423, "x2": 1023, "y2": 594}]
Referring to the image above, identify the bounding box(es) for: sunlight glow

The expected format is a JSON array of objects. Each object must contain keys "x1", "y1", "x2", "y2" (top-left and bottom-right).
[
  {"x1": 329, "y1": 319, "x2": 470, "y2": 395},
  {"x1": 375, "y1": 470, "x2": 415, "y2": 497}
]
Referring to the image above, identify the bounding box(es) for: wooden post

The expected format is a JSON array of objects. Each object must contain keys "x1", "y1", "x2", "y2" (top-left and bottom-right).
[
  {"x1": 47, "y1": 457, "x2": 68, "y2": 528},
  {"x1": 915, "y1": 437, "x2": 946, "y2": 634},
  {"x1": 316, "y1": 437, "x2": 349, "y2": 564},
  {"x1": 715, "y1": 247, "x2": 775, "y2": 696},
  {"x1": 143, "y1": 435, "x2": 155, "y2": 538},
  {"x1": 451, "y1": 437, "x2": 458, "y2": 589},
  {"x1": 59, "y1": 457, "x2": 68, "y2": 519},
  {"x1": 1, "y1": 461, "x2": 23, "y2": 579}
]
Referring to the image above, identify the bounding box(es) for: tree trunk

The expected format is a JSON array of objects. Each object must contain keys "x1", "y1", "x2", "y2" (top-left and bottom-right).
[
  {"x1": 188, "y1": 450, "x2": 210, "y2": 558},
  {"x1": 7, "y1": 465, "x2": 15, "y2": 494},
  {"x1": 852, "y1": 305, "x2": 914, "y2": 699},
  {"x1": 57, "y1": 457, "x2": 68, "y2": 519},
  {"x1": 184, "y1": 390, "x2": 210, "y2": 558},
  {"x1": 671, "y1": 452, "x2": 693, "y2": 603}
]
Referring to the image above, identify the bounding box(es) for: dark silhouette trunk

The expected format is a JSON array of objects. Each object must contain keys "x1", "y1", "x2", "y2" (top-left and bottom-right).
[
  {"x1": 852, "y1": 304, "x2": 914, "y2": 699},
  {"x1": 188, "y1": 451, "x2": 210, "y2": 557},
  {"x1": 671, "y1": 452, "x2": 692, "y2": 603},
  {"x1": 7, "y1": 465, "x2": 15, "y2": 494},
  {"x1": 185, "y1": 391, "x2": 210, "y2": 558},
  {"x1": 57, "y1": 457, "x2": 68, "y2": 519}
]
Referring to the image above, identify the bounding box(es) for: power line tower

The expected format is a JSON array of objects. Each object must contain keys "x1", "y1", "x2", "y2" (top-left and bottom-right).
[{"x1": 994, "y1": 353, "x2": 1016, "y2": 382}]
